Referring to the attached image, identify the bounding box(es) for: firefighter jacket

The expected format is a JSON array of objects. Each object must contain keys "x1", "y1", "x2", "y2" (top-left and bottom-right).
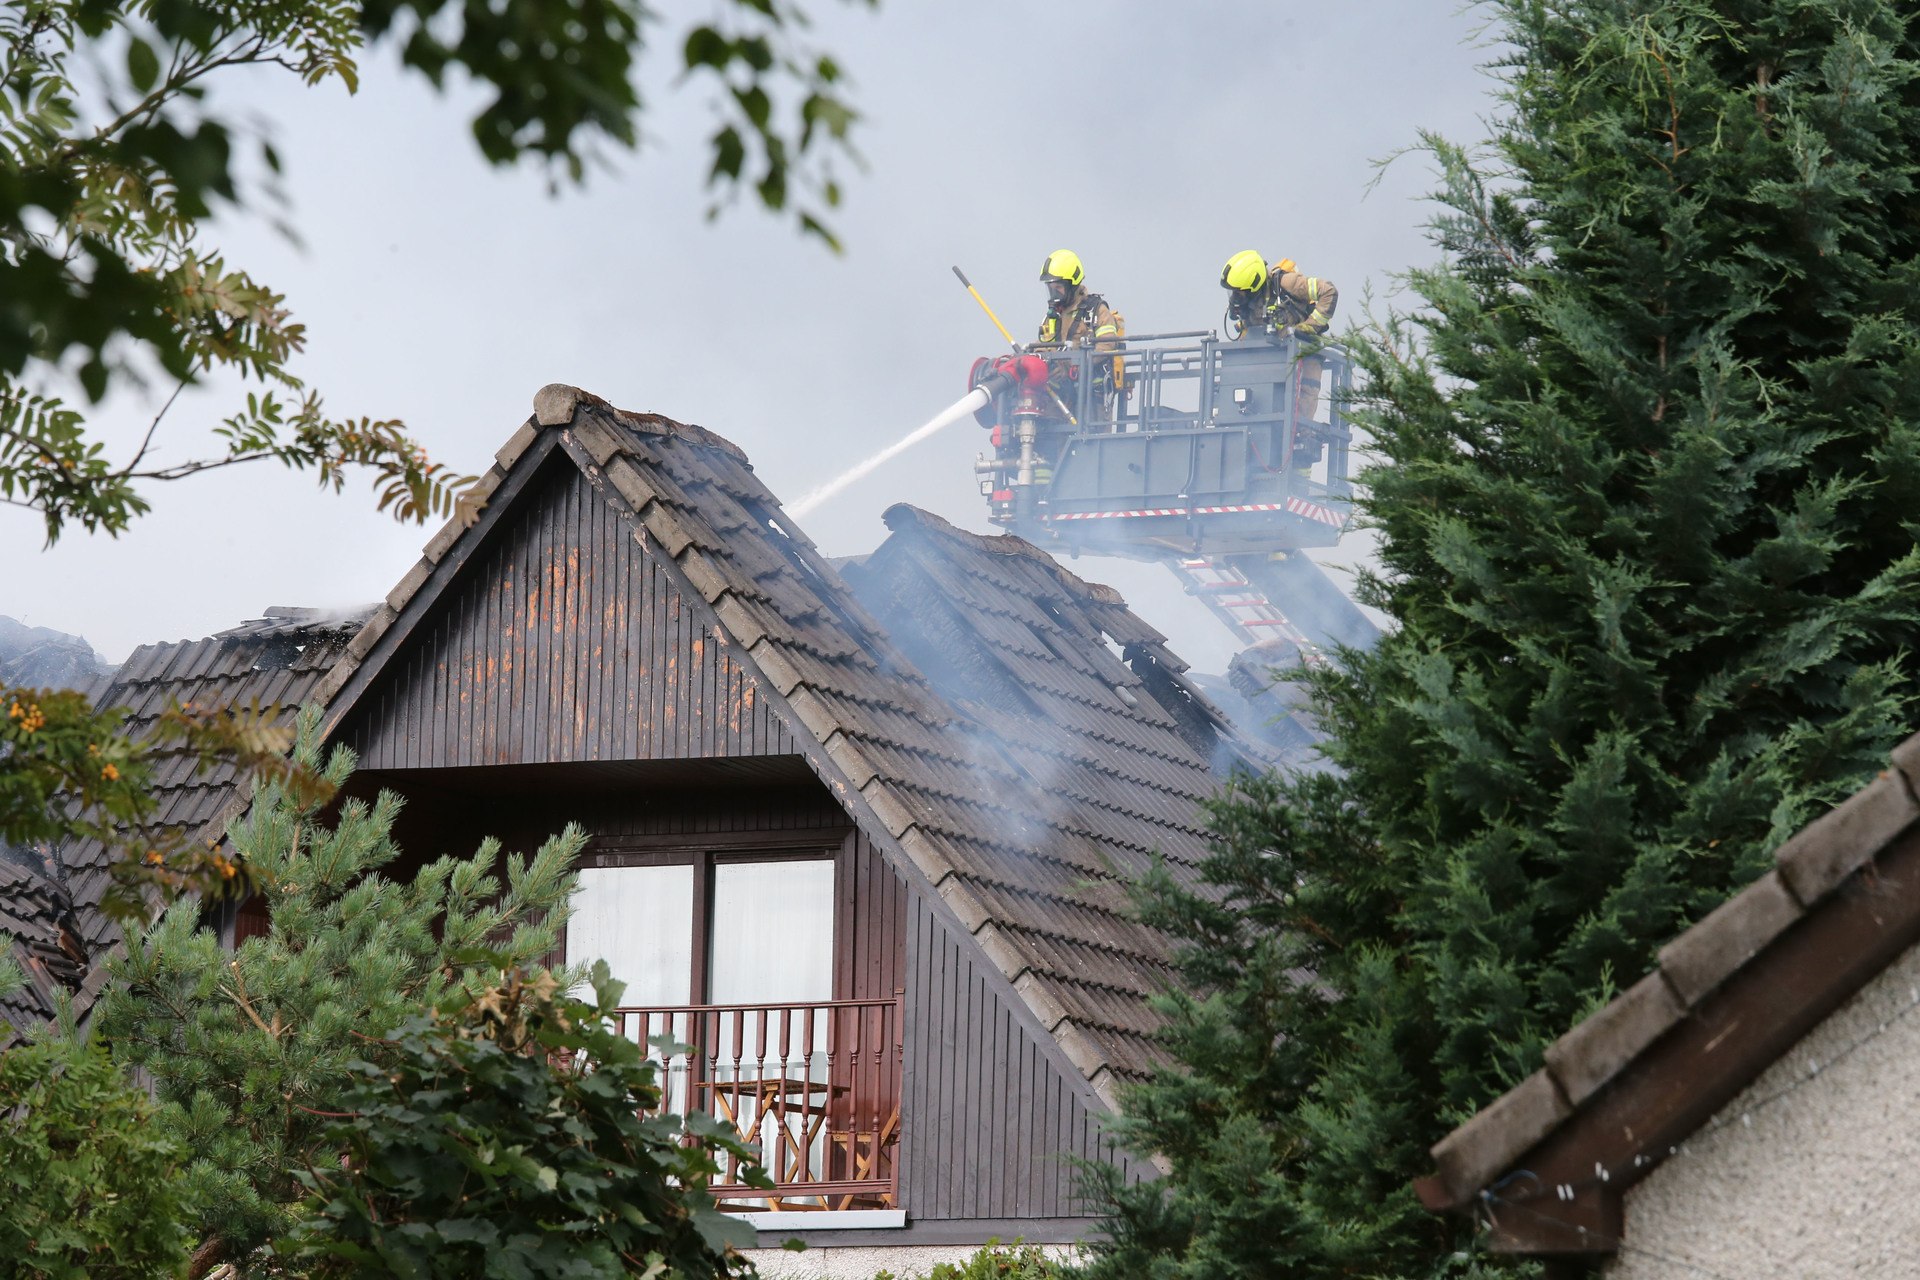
[
  {"x1": 1037, "y1": 286, "x2": 1120, "y2": 347},
  {"x1": 1264, "y1": 268, "x2": 1337, "y2": 338}
]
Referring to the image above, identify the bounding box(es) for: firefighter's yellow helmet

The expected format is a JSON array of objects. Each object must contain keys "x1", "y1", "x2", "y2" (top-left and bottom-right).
[
  {"x1": 1040, "y1": 249, "x2": 1085, "y2": 288},
  {"x1": 1275, "y1": 257, "x2": 1297, "y2": 274},
  {"x1": 1221, "y1": 250, "x2": 1267, "y2": 293}
]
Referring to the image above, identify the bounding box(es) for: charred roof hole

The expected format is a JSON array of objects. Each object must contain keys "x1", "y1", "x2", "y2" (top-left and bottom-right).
[
  {"x1": 254, "y1": 634, "x2": 310, "y2": 671},
  {"x1": 761, "y1": 516, "x2": 894, "y2": 658}
]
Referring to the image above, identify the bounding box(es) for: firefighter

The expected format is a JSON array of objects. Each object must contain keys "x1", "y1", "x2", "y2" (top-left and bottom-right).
[
  {"x1": 1037, "y1": 249, "x2": 1119, "y2": 345},
  {"x1": 1036, "y1": 249, "x2": 1121, "y2": 424},
  {"x1": 1221, "y1": 250, "x2": 1338, "y2": 454}
]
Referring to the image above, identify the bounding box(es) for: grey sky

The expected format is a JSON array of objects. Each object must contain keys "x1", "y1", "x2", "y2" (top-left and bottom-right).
[{"x1": 5, "y1": 2, "x2": 1500, "y2": 672}]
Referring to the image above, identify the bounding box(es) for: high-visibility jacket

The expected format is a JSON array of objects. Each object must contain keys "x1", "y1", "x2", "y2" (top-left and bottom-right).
[
  {"x1": 1037, "y1": 286, "x2": 1120, "y2": 347},
  {"x1": 1264, "y1": 268, "x2": 1337, "y2": 338}
]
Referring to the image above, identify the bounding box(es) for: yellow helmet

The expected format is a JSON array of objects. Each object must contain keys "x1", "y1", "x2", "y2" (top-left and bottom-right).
[
  {"x1": 1221, "y1": 249, "x2": 1267, "y2": 293},
  {"x1": 1040, "y1": 248, "x2": 1085, "y2": 288},
  {"x1": 1274, "y1": 257, "x2": 1297, "y2": 274}
]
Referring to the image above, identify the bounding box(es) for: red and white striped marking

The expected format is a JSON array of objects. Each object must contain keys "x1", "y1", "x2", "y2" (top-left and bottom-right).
[
  {"x1": 1283, "y1": 496, "x2": 1345, "y2": 527},
  {"x1": 1047, "y1": 498, "x2": 1347, "y2": 528}
]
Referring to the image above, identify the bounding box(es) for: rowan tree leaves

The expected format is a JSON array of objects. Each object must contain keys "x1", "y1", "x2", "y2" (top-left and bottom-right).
[{"x1": 0, "y1": 0, "x2": 869, "y2": 542}]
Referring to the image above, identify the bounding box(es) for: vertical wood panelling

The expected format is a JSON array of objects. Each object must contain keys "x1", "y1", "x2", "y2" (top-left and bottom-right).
[
  {"x1": 341, "y1": 464, "x2": 793, "y2": 769},
  {"x1": 839, "y1": 830, "x2": 906, "y2": 1003},
  {"x1": 900, "y1": 887, "x2": 1139, "y2": 1220}
]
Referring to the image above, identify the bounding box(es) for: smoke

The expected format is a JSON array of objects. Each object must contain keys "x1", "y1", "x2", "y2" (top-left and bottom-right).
[{"x1": 788, "y1": 386, "x2": 989, "y2": 518}]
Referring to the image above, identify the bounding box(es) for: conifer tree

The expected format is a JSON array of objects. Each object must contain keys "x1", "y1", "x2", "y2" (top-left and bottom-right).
[
  {"x1": 1088, "y1": 3, "x2": 1920, "y2": 1275},
  {"x1": 95, "y1": 717, "x2": 585, "y2": 1272}
]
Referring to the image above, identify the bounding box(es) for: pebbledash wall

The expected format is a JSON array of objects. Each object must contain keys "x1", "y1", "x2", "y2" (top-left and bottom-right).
[{"x1": 1607, "y1": 941, "x2": 1920, "y2": 1278}]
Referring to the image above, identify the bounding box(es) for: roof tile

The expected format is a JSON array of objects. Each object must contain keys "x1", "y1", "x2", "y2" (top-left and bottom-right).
[
  {"x1": 1657, "y1": 870, "x2": 1804, "y2": 1007},
  {"x1": 1543, "y1": 970, "x2": 1685, "y2": 1106},
  {"x1": 1774, "y1": 768, "x2": 1919, "y2": 903},
  {"x1": 1426, "y1": 1069, "x2": 1572, "y2": 1210}
]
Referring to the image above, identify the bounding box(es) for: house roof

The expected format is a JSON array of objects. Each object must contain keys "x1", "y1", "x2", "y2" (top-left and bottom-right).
[
  {"x1": 0, "y1": 856, "x2": 95, "y2": 1040},
  {"x1": 844, "y1": 503, "x2": 1250, "y2": 1081},
  {"x1": 15, "y1": 386, "x2": 1239, "y2": 1097},
  {"x1": 1417, "y1": 731, "x2": 1920, "y2": 1256},
  {"x1": 289, "y1": 385, "x2": 1245, "y2": 1102},
  {"x1": 1218, "y1": 638, "x2": 1323, "y2": 763}
]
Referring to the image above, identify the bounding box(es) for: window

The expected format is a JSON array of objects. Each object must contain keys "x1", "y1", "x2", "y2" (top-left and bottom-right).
[
  {"x1": 708, "y1": 859, "x2": 834, "y2": 1004},
  {"x1": 564, "y1": 837, "x2": 901, "y2": 1206},
  {"x1": 569, "y1": 864, "x2": 693, "y2": 1005},
  {"x1": 566, "y1": 850, "x2": 837, "y2": 1008}
]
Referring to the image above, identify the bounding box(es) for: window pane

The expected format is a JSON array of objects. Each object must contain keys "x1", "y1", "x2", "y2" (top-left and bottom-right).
[
  {"x1": 567, "y1": 864, "x2": 694, "y2": 1006},
  {"x1": 708, "y1": 859, "x2": 835, "y2": 1005}
]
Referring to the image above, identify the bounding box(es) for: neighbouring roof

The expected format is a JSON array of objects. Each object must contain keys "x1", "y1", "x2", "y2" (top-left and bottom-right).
[
  {"x1": 0, "y1": 856, "x2": 94, "y2": 1040},
  {"x1": 1418, "y1": 732, "x2": 1920, "y2": 1257},
  {"x1": 55, "y1": 608, "x2": 368, "y2": 966}
]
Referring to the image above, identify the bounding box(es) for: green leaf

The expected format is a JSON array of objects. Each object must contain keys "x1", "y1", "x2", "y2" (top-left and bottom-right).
[
  {"x1": 127, "y1": 38, "x2": 160, "y2": 94},
  {"x1": 684, "y1": 25, "x2": 729, "y2": 69},
  {"x1": 689, "y1": 1206, "x2": 756, "y2": 1253}
]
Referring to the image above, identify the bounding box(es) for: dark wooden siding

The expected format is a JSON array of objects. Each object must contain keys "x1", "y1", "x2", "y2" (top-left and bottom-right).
[
  {"x1": 839, "y1": 829, "x2": 906, "y2": 1003},
  {"x1": 900, "y1": 889, "x2": 1138, "y2": 1220},
  {"x1": 342, "y1": 464, "x2": 792, "y2": 769}
]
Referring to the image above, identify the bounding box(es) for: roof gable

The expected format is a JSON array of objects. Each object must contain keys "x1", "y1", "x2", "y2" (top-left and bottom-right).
[
  {"x1": 1610, "y1": 938, "x2": 1920, "y2": 1276},
  {"x1": 334, "y1": 458, "x2": 793, "y2": 769},
  {"x1": 314, "y1": 386, "x2": 1242, "y2": 1104},
  {"x1": 42, "y1": 385, "x2": 1238, "y2": 1108}
]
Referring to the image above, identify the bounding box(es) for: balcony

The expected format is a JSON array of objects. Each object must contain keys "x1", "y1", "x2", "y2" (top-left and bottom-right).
[{"x1": 615, "y1": 996, "x2": 903, "y2": 1211}]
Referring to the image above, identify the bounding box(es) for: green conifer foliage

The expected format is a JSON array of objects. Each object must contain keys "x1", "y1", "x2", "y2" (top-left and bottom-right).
[
  {"x1": 95, "y1": 718, "x2": 585, "y2": 1269},
  {"x1": 1089, "y1": 3, "x2": 1920, "y2": 1275}
]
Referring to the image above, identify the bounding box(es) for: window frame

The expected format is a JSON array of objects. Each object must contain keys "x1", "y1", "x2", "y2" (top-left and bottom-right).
[{"x1": 572, "y1": 826, "x2": 851, "y2": 1007}]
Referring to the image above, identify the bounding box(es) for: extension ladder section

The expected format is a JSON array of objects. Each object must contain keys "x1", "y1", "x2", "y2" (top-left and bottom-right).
[{"x1": 1172, "y1": 556, "x2": 1324, "y2": 662}]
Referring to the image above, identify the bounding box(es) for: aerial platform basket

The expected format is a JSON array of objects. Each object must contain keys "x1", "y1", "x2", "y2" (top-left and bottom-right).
[{"x1": 975, "y1": 330, "x2": 1357, "y2": 563}]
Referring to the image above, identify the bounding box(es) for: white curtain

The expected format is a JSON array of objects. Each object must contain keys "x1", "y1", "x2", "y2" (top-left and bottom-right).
[
  {"x1": 567, "y1": 864, "x2": 694, "y2": 1006},
  {"x1": 707, "y1": 859, "x2": 835, "y2": 1005}
]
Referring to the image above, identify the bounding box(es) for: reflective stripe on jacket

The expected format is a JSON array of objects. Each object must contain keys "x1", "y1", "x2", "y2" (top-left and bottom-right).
[
  {"x1": 1265, "y1": 269, "x2": 1337, "y2": 336},
  {"x1": 1037, "y1": 287, "x2": 1119, "y2": 346}
]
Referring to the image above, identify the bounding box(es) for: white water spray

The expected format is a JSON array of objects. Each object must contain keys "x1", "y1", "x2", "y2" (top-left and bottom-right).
[{"x1": 788, "y1": 386, "x2": 991, "y2": 518}]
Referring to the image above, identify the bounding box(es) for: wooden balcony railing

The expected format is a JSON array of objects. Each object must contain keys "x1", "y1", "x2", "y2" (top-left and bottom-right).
[{"x1": 614, "y1": 997, "x2": 903, "y2": 1211}]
